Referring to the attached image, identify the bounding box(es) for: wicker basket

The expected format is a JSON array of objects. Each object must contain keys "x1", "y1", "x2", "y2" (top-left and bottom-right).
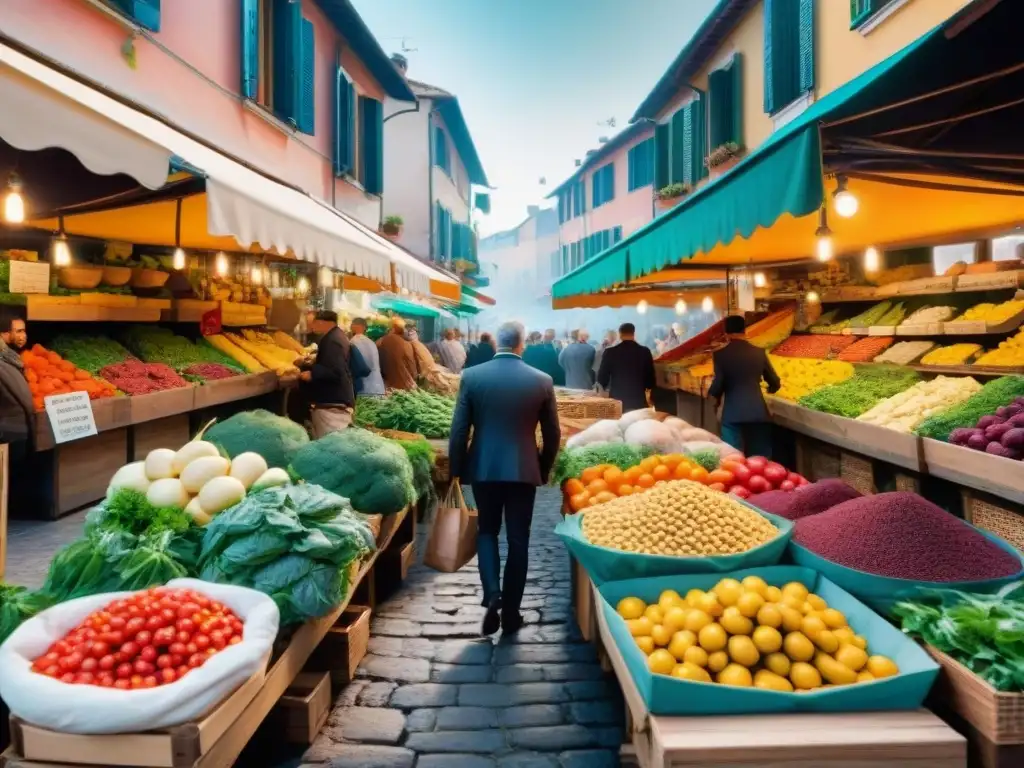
[
  {"x1": 840, "y1": 451, "x2": 875, "y2": 495},
  {"x1": 963, "y1": 491, "x2": 1024, "y2": 553},
  {"x1": 927, "y1": 647, "x2": 1024, "y2": 744},
  {"x1": 556, "y1": 396, "x2": 622, "y2": 421}
]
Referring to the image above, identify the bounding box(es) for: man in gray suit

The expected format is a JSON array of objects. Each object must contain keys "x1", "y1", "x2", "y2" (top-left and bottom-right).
[
  {"x1": 558, "y1": 329, "x2": 596, "y2": 390},
  {"x1": 449, "y1": 321, "x2": 561, "y2": 636}
]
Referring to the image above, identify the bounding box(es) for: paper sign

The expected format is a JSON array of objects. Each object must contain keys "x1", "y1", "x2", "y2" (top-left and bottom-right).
[
  {"x1": 44, "y1": 392, "x2": 98, "y2": 444},
  {"x1": 8, "y1": 261, "x2": 51, "y2": 294},
  {"x1": 201, "y1": 306, "x2": 222, "y2": 336}
]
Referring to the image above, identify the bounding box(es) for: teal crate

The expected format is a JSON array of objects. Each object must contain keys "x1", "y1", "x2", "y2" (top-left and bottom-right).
[{"x1": 598, "y1": 565, "x2": 940, "y2": 716}]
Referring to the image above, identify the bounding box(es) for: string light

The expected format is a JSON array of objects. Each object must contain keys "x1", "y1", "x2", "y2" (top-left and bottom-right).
[
  {"x1": 3, "y1": 172, "x2": 25, "y2": 224},
  {"x1": 172, "y1": 248, "x2": 186, "y2": 270},
  {"x1": 701, "y1": 296, "x2": 714, "y2": 313},
  {"x1": 636, "y1": 299, "x2": 648, "y2": 315},
  {"x1": 815, "y1": 206, "x2": 833, "y2": 262},
  {"x1": 832, "y1": 175, "x2": 858, "y2": 218},
  {"x1": 251, "y1": 264, "x2": 262, "y2": 284},
  {"x1": 806, "y1": 290, "x2": 820, "y2": 303},
  {"x1": 864, "y1": 246, "x2": 880, "y2": 273},
  {"x1": 674, "y1": 298, "x2": 687, "y2": 315},
  {"x1": 215, "y1": 251, "x2": 228, "y2": 277},
  {"x1": 52, "y1": 233, "x2": 71, "y2": 267},
  {"x1": 296, "y1": 276, "x2": 310, "y2": 294},
  {"x1": 753, "y1": 272, "x2": 767, "y2": 288}
]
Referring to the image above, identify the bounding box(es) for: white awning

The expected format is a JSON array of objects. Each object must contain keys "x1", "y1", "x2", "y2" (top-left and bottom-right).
[{"x1": 0, "y1": 42, "x2": 413, "y2": 286}]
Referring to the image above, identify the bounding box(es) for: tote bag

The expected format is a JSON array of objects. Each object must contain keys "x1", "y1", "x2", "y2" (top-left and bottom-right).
[{"x1": 424, "y1": 481, "x2": 478, "y2": 572}]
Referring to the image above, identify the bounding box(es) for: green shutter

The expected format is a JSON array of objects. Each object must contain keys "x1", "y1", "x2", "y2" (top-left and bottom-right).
[
  {"x1": 592, "y1": 171, "x2": 602, "y2": 208},
  {"x1": 605, "y1": 164, "x2": 615, "y2": 203},
  {"x1": 670, "y1": 108, "x2": 687, "y2": 184},
  {"x1": 731, "y1": 52, "x2": 744, "y2": 146},
  {"x1": 334, "y1": 67, "x2": 354, "y2": 175},
  {"x1": 681, "y1": 105, "x2": 694, "y2": 185},
  {"x1": 111, "y1": 0, "x2": 161, "y2": 31},
  {"x1": 709, "y1": 54, "x2": 744, "y2": 149},
  {"x1": 850, "y1": 0, "x2": 877, "y2": 28},
  {"x1": 240, "y1": 0, "x2": 259, "y2": 100},
  {"x1": 692, "y1": 95, "x2": 707, "y2": 182},
  {"x1": 297, "y1": 19, "x2": 315, "y2": 135},
  {"x1": 763, "y1": 0, "x2": 776, "y2": 113},
  {"x1": 613, "y1": 225, "x2": 623, "y2": 243},
  {"x1": 655, "y1": 123, "x2": 670, "y2": 189},
  {"x1": 798, "y1": 0, "x2": 815, "y2": 94},
  {"x1": 272, "y1": 0, "x2": 302, "y2": 125},
  {"x1": 764, "y1": 0, "x2": 809, "y2": 115},
  {"x1": 359, "y1": 96, "x2": 384, "y2": 194}
]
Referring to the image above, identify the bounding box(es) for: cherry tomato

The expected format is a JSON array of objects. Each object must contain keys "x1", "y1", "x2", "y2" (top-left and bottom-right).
[
  {"x1": 80, "y1": 657, "x2": 98, "y2": 673},
  {"x1": 108, "y1": 616, "x2": 127, "y2": 631},
  {"x1": 120, "y1": 641, "x2": 139, "y2": 659},
  {"x1": 154, "y1": 627, "x2": 176, "y2": 646},
  {"x1": 228, "y1": 635, "x2": 242, "y2": 646},
  {"x1": 156, "y1": 654, "x2": 173, "y2": 669},
  {"x1": 97, "y1": 676, "x2": 115, "y2": 688},
  {"x1": 99, "y1": 655, "x2": 116, "y2": 671},
  {"x1": 116, "y1": 663, "x2": 134, "y2": 680},
  {"x1": 99, "y1": 630, "x2": 124, "y2": 646},
  {"x1": 42, "y1": 665, "x2": 60, "y2": 677},
  {"x1": 187, "y1": 653, "x2": 205, "y2": 668},
  {"x1": 114, "y1": 679, "x2": 131, "y2": 690},
  {"x1": 176, "y1": 618, "x2": 195, "y2": 634},
  {"x1": 60, "y1": 652, "x2": 84, "y2": 672},
  {"x1": 170, "y1": 653, "x2": 184, "y2": 667},
  {"x1": 60, "y1": 672, "x2": 76, "y2": 684},
  {"x1": 210, "y1": 631, "x2": 226, "y2": 650},
  {"x1": 169, "y1": 642, "x2": 187, "y2": 656},
  {"x1": 90, "y1": 641, "x2": 110, "y2": 659},
  {"x1": 176, "y1": 665, "x2": 190, "y2": 679},
  {"x1": 130, "y1": 675, "x2": 146, "y2": 689},
  {"x1": 145, "y1": 615, "x2": 165, "y2": 632},
  {"x1": 134, "y1": 660, "x2": 155, "y2": 676},
  {"x1": 143, "y1": 675, "x2": 158, "y2": 688},
  {"x1": 176, "y1": 631, "x2": 192, "y2": 645},
  {"x1": 76, "y1": 672, "x2": 95, "y2": 685},
  {"x1": 185, "y1": 642, "x2": 198, "y2": 655},
  {"x1": 178, "y1": 602, "x2": 200, "y2": 619},
  {"x1": 160, "y1": 668, "x2": 177, "y2": 685},
  {"x1": 140, "y1": 646, "x2": 157, "y2": 662},
  {"x1": 125, "y1": 617, "x2": 146, "y2": 637},
  {"x1": 194, "y1": 634, "x2": 210, "y2": 651}
]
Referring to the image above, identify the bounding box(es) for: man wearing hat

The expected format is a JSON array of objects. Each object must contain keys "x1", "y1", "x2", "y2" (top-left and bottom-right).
[{"x1": 377, "y1": 316, "x2": 419, "y2": 390}]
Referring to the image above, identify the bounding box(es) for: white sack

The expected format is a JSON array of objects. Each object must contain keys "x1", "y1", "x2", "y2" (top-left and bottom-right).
[
  {"x1": 566, "y1": 419, "x2": 622, "y2": 449},
  {"x1": 623, "y1": 420, "x2": 679, "y2": 454},
  {"x1": 617, "y1": 408, "x2": 656, "y2": 430},
  {"x1": 0, "y1": 578, "x2": 279, "y2": 734}
]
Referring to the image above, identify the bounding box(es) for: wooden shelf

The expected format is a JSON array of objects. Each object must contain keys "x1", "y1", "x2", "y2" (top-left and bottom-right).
[
  {"x1": 193, "y1": 372, "x2": 279, "y2": 409},
  {"x1": 26, "y1": 304, "x2": 161, "y2": 322},
  {"x1": 922, "y1": 438, "x2": 1024, "y2": 505},
  {"x1": 909, "y1": 363, "x2": 1024, "y2": 377},
  {"x1": 790, "y1": 270, "x2": 1024, "y2": 304}
]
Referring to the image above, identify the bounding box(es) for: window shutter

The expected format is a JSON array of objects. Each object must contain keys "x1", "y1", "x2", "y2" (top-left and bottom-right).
[
  {"x1": 591, "y1": 172, "x2": 601, "y2": 209},
  {"x1": 763, "y1": 0, "x2": 776, "y2": 113},
  {"x1": 691, "y1": 95, "x2": 707, "y2": 182},
  {"x1": 111, "y1": 0, "x2": 161, "y2": 32},
  {"x1": 334, "y1": 67, "x2": 354, "y2": 175},
  {"x1": 681, "y1": 106, "x2": 694, "y2": 185},
  {"x1": 731, "y1": 52, "x2": 744, "y2": 145},
  {"x1": 240, "y1": 0, "x2": 259, "y2": 100},
  {"x1": 850, "y1": 0, "x2": 877, "y2": 28},
  {"x1": 297, "y1": 19, "x2": 315, "y2": 135},
  {"x1": 798, "y1": 0, "x2": 815, "y2": 94},
  {"x1": 613, "y1": 225, "x2": 623, "y2": 243},
  {"x1": 359, "y1": 96, "x2": 384, "y2": 194},
  {"x1": 655, "y1": 124, "x2": 670, "y2": 190},
  {"x1": 708, "y1": 66, "x2": 729, "y2": 150},
  {"x1": 272, "y1": 0, "x2": 302, "y2": 125},
  {"x1": 604, "y1": 164, "x2": 615, "y2": 203},
  {"x1": 670, "y1": 108, "x2": 687, "y2": 185}
]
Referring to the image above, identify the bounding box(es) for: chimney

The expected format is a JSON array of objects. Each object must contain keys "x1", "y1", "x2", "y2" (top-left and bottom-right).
[{"x1": 390, "y1": 53, "x2": 408, "y2": 75}]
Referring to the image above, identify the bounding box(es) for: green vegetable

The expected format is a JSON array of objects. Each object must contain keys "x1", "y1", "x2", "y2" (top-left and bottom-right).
[
  {"x1": 0, "y1": 292, "x2": 27, "y2": 306},
  {"x1": 893, "y1": 582, "x2": 1024, "y2": 692},
  {"x1": 49, "y1": 334, "x2": 133, "y2": 374},
  {"x1": 799, "y1": 365, "x2": 921, "y2": 418},
  {"x1": 0, "y1": 260, "x2": 9, "y2": 292},
  {"x1": 204, "y1": 409, "x2": 310, "y2": 469},
  {"x1": 847, "y1": 301, "x2": 895, "y2": 328},
  {"x1": 355, "y1": 390, "x2": 455, "y2": 438},
  {"x1": 914, "y1": 376, "x2": 1024, "y2": 441},
  {"x1": 876, "y1": 302, "x2": 907, "y2": 326},
  {"x1": 198, "y1": 485, "x2": 375, "y2": 624},
  {"x1": 290, "y1": 428, "x2": 415, "y2": 515},
  {"x1": 688, "y1": 448, "x2": 722, "y2": 472},
  {"x1": 0, "y1": 583, "x2": 54, "y2": 645},
  {"x1": 551, "y1": 443, "x2": 654, "y2": 486},
  {"x1": 86, "y1": 489, "x2": 193, "y2": 537},
  {"x1": 120, "y1": 326, "x2": 243, "y2": 373},
  {"x1": 393, "y1": 437, "x2": 437, "y2": 505}
]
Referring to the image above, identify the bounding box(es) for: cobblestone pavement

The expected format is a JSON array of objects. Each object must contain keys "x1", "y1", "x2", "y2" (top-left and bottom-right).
[{"x1": 300, "y1": 487, "x2": 624, "y2": 768}]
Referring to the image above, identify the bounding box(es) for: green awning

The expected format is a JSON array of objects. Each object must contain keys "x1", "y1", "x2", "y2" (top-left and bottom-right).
[
  {"x1": 372, "y1": 296, "x2": 440, "y2": 318},
  {"x1": 552, "y1": 18, "x2": 942, "y2": 299},
  {"x1": 461, "y1": 284, "x2": 495, "y2": 305}
]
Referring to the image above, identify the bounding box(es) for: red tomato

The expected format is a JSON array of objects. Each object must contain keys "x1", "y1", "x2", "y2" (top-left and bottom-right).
[
  {"x1": 99, "y1": 655, "x2": 116, "y2": 671},
  {"x1": 210, "y1": 631, "x2": 226, "y2": 650},
  {"x1": 169, "y1": 642, "x2": 187, "y2": 655},
  {"x1": 42, "y1": 665, "x2": 60, "y2": 677},
  {"x1": 228, "y1": 635, "x2": 242, "y2": 646},
  {"x1": 729, "y1": 485, "x2": 752, "y2": 499},
  {"x1": 176, "y1": 665, "x2": 191, "y2": 679},
  {"x1": 747, "y1": 475, "x2": 772, "y2": 494},
  {"x1": 160, "y1": 668, "x2": 177, "y2": 685},
  {"x1": 780, "y1": 480, "x2": 796, "y2": 491},
  {"x1": 60, "y1": 672, "x2": 76, "y2": 684},
  {"x1": 194, "y1": 634, "x2": 211, "y2": 651},
  {"x1": 119, "y1": 641, "x2": 139, "y2": 659},
  {"x1": 745, "y1": 456, "x2": 768, "y2": 473},
  {"x1": 156, "y1": 654, "x2": 173, "y2": 669},
  {"x1": 75, "y1": 672, "x2": 95, "y2": 685},
  {"x1": 80, "y1": 657, "x2": 98, "y2": 673},
  {"x1": 763, "y1": 462, "x2": 788, "y2": 486},
  {"x1": 187, "y1": 653, "x2": 206, "y2": 668},
  {"x1": 176, "y1": 618, "x2": 195, "y2": 634},
  {"x1": 140, "y1": 646, "x2": 158, "y2": 663},
  {"x1": 708, "y1": 482, "x2": 727, "y2": 492},
  {"x1": 108, "y1": 616, "x2": 127, "y2": 631},
  {"x1": 134, "y1": 660, "x2": 155, "y2": 676},
  {"x1": 130, "y1": 675, "x2": 146, "y2": 690},
  {"x1": 143, "y1": 676, "x2": 159, "y2": 688},
  {"x1": 125, "y1": 617, "x2": 146, "y2": 637},
  {"x1": 114, "y1": 679, "x2": 131, "y2": 690},
  {"x1": 116, "y1": 663, "x2": 133, "y2": 679}
]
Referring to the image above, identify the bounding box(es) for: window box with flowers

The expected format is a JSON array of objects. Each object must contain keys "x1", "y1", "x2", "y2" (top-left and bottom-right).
[
  {"x1": 706, "y1": 141, "x2": 745, "y2": 178},
  {"x1": 656, "y1": 182, "x2": 691, "y2": 210},
  {"x1": 380, "y1": 215, "x2": 403, "y2": 240}
]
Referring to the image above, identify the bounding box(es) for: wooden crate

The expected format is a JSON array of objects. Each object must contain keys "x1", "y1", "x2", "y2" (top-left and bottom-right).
[
  {"x1": 840, "y1": 450, "x2": 876, "y2": 495},
  {"x1": 33, "y1": 396, "x2": 132, "y2": 451},
  {"x1": 927, "y1": 648, "x2": 1024, "y2": 745},
  {"x1": 399, "y1": 541, "x2": 415, "y2": 579},
  {"x1": 572, "y1": 557, "x2": 596, "y2": 643},
  {"x1": 270, "y1": 671, "x2": 331, "y2": 745},
  {"x1": 54, "y1": 428, "x2": 129, "y2": 516},
  {"x1": 131, "y1": 414, "x2": 190, "y2": 460},
  {"x1": 963, "y1": 491, "x2": 1024, "y2": 553},
  {"x1": 793, "y1": 435, "x2": 840, "y2": 481},
  {"x1": 307, "y1": 607, "x2": 371, "y2": 686},
  {"x1": 192, "y1": 372, "x2": 278, "y2": 409}
]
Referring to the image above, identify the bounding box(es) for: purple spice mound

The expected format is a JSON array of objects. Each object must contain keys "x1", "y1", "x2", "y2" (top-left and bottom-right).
[
  {"x1": 794, "y1": 492, "x2": 1022, "y2": 582},
  {"x1": 747, "y1": 490, "x2": 795, "y2": 517},
  {"x1": 784, "y1": 479, "x2": 862, "y2": 520}
]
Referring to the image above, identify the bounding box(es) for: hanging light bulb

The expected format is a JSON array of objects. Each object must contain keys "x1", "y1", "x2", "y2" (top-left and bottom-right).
[
  {"x1": 251, "y1": 264, "x2": 262, "y2": 284},
  {"x1": 172, "y1": 247, "x2": 186, "y2": 270},
  {"x1": 701, "y1": 296, "x2": 714, "y2": 313},
  {"x1": 674, "y1": 298, "x2": 687, "y2": 315},
  {"x1": 864, "y1": 246, "x2": 880, "y2": 273},
  {"x1": 215, "y1": 251, "x2": 228, "y2": 277},
  {"x1": 832, "y1": 175, "x2": 859, "y2": 218},
  {"x1": 296, "y1": 276, "x2": 310, "y2": 295},
  {"x1": 3, "y1": 172, "x2": 25, "y2": 224},
  {"x1": 636, "y1": 299, "x2": 648, "y2": 315},
  {"x1": 815, "y1": 206, "x2": 833, "y2": 262},
  {"x1": 753, "y1": 271, "x2": 767, "y2": 289},
  {"x1": 51, "y1": 233, "x2": 71, "y2": 267},
  {"x1": 806, "y1": 290, "x2": 820, "y2": 303}
]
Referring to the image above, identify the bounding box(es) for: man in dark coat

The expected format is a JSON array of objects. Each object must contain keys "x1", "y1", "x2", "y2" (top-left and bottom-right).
[
  {"x1": 449, "y1": 321, "x2": 561, "y2": 636},
  {"x1": 464, "y1": 332, "x2": 496, "y2": 369},
  {"x1": 597, "y1": 323, "x2": 655, "y2": 412},
  {"x1": 708, "y1": 314, "x2": 781, "y2": 457},
  {"x1": 299, "y1": 311, "x2": 357, "y2": 438},
  {"x1": 522, "y1": 328, "x2": 565, "y2": 386},
  {"x1": 0, "y1": 307, "x2": 33, "y2": 447}
]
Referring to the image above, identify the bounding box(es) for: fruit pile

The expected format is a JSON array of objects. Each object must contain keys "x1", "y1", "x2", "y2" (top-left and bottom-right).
[
  {"x1": 771, "y1": 335, "x2": 857, "y2": 360},
  {"x1": 765, "y1": 356, "x2": 854, "y2": 401},
  {"x1": 581, "y1": 480, "x2": 779, "y2": 557},
  {"x1": 837, "y1": 336, "x2": 894, "y2": 362},
  {"x1": 955, "y1": 299, "x2": 1024, "y2": 325},
  {"x1": 99, "y1": 359, "x2": 190, "y2": 395},
  {"x1": 873, "y1": 341, "x2": 935, "y2": 365},
  {"x1": 946, "y1": 392, "x2": 1024, "y2": 459},
  {"x1": 21, "y1": 344, "x2": 119, "y2": 411},
  {"x1": 618, "y1": 578, "x2": 900, "y2": 690},
  {"x1": 30, "y1": 586, "x2": 243, "y2": 689},
  {"x1": 974, "y1": 327, "x2": 1024, "y2": 368},
  {"x1": 712, "y1": 456, "x2": 808, "y2": 500},
  {"x1": 920, "y1": 343, "x2": 982, "y2": 366},
  {"x1": 899, "y1": 305, "x2": 954, "y2": 325},
  {"x1": 856, "y1": 375, "x2": 982, "y2": 433}
]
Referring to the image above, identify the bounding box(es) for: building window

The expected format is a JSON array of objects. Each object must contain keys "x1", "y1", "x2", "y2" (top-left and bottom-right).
[
  {"x1": 669, "y1": 97, "x2": 707, "y2": 186},
  {"x1": 106, "y1": 0, "x2": 161, "y2": 31},
  {"x1": 434, "y1": 126, "x2": 451, "y2": 175},
  {"x1": 435, "y1": 203, "x2": 452, "y2": 260},
  {"x1": 763, "y1": 0, "x2": 815, "y2": 116},
  {"x1": 628, "y1": 138, "x2": 654, "y2": 191},
  {"x1": 592, "y1": 163, "x2": 615, "y2": 209},
  {"x1": 851, "y1": 0, "x2": 911, "y2": 31},
  {"x1": 335, "y1": 68, "x2": 363, "y2": 179},
  {"x1": 932, "y1": 242, "x2": 975, "y2": 275},
  {"x1": 993, "y1": 234, "x2": 1024, "y2": 262},
  {"x1": 654, "y1": 124, "x2": 670, "y2": 190},
  {"x1": 708, "y1": 53, "x2": 744, "y2": 150},
  {"x1": 572, "y1": 179, "x2": 585, "y2": 218}
]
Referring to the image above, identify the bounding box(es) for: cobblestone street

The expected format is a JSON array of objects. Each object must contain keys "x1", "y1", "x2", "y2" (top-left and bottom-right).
[{"x1": 299, "y1": 487, "x2": 623, "y2": 767}]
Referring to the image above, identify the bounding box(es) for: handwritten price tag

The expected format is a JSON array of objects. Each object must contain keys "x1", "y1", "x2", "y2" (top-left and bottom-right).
[{"x1": 44, "y1": 391, "x2": 98, "y2": 444}]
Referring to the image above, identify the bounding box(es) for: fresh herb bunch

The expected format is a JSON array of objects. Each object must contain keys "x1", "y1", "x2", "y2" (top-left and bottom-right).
[
  {"x1": 355, "y1": 390, "x2": 455, "y2": 438},
  {"x1": 86, "y1": 489, "x2": 193, "y2": 537},
  {"x1": 0, "y1": 583, "x2": 54, "y2": 645},
  {"x1": 893, "y1": 582, "x2": 1024, "y2": 692},
  {"x1": 799, "y1": 365, "x2": 921, "y2": 418},
  {"x1": 49, "y1": 334, "x2": 133, "y2": 374},
  {"x1": 551, "y1": 443, "x2": 655, "y2": 486},
  {"x1": 120, "y1": 326, "x2": 244, "y2": 373},
  {"x1": 688, "y1": 447, "x2": 722, "y2": 472},
  {"x1": 394, "y1": 437, "x2": 437, "y2": 505},
  {"x1": 914, "y1": 376, "x2": 1024, "y2": 442}
]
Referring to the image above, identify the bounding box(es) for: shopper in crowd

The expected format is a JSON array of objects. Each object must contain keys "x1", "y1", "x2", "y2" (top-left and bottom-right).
[
  {"x1": 377, "y1": 317, "x2": 419, "y2": 390},
  {"x1": 465, "y1": 332, "x2": 496, "y2": 369},
  {"x1": 558, "y1": 329, "x2": 595, "y2": 390},
  {"x1": 708, "y1": 314, "x2": 780, "y2": 458},
  {"x1": 299, "y1": 311, "x2": 357, "y2": 437},
  {"x1": 406, "y1": 326, "x2": 437, "y2": 375},
  {"x1": 438, "y1": 328, "x2": 468, "y2": 373},
  {"x1": 592, "y1": 329, "x2": 617, "y2": 387},
  {"x1": 597, "y1": 322, "x2": 655, "y2": 412},
  {"x1": 349, "y1": 317, "x2": 385, "y2": 396},
  {"x1": 0, "y1": 306, "x2": 34, "y2": 447},
  {"x1": 449, "y1": 320, "x2": 560, "y2": 636},
  {"x1": 522, "y1": 328, "x2": 565, "y2": 385}
]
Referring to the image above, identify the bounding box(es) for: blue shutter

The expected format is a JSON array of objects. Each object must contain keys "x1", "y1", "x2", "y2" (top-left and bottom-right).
[
  {"x1": 763, "y1": 0, "x2": 776, "y2": 113},
  {"x1": 297, "y1": 19, "x2": 315, "y2": 135},
  {"x1": 111, "y1": 0, "x2": 161, "y2": 32},
  {"x1": 272, "y1": 0, "x2": 302, "y2": 125},
  {"x1": 655, "y1": 124, "x2": 670, "y2": 189},
  {"x1": 240, "y1": 0, "x2": 259, "y2": 100},
  {"x1": 613, "y1": 225, "x2": 623, "y2": 243},
  {"x1": 731, "y1": 53, "x2": 744, "y2": 146},
  {"x1": 764, "y1": 0, "x2": 809, "y2": 114},
  {"x1": 592, "y1": 172, "x2": 602, "y2": 209},
  {"x1": 798, "y1": 0, "x2": 815, "y2": 94},
  {"x1": 691, "y1": 95, "x2": 707, "y2": 182},
  {"x1": 334, "y1": 67, "x2": 354, "y2": 175},
  {"x1": 605, "y1": 164, "x2": 615, "y2": 203},
  {"x1": 359, "y1": 96, "x2": 384, "y2": 194},
  {"x1": 671, "y1": 108, "x2": 687, "y2": 184}
]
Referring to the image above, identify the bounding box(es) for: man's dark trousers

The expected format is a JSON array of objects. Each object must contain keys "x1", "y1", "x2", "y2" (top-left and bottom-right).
[{"x1": 472, "y1": 482, "x2": 537, "y2": 616}]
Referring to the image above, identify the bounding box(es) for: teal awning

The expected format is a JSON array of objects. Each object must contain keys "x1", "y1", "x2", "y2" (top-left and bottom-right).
[
  {"x1": 372, "y1": 296, "x2": 440, "y2": 318},
  {"x1": 552, "y1": 18, "x2": 942, "y2": 299}
]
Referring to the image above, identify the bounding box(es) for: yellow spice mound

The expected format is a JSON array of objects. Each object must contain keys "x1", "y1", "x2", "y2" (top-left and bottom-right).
[{"x1": 581, "y1": 480, "x2": 778, "y2": 556}]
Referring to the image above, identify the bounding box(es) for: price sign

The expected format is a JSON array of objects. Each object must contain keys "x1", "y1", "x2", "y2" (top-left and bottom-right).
[
  {"x1": 201, "y1": 305, "x2": 222, "y2": 336},
  {"x1": 9, "y1": 261, "x2": 51, "y2": 294},
  {"x1": 44, "y1": 392, "x2": 98, "y2": 444}
]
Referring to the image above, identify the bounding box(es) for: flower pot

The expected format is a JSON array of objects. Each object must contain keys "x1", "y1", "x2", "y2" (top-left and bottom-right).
[
  {"x1": 709, "y1": 153, "x2": 743, "y2": 180},
  {"x1": 380, "y1": 226, "x2": 402, "y2": 241},
  {"x1": 656, "y1": 196, "x2": 683, "y2": 212}
]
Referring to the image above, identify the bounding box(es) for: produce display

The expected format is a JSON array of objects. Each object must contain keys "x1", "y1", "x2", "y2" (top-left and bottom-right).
[
  {"x1": 747, "y1": 307, "x2": 795, "y2": 350},
  {"x1": 899, "y1": 306, "x2": 955, "y2": 325},
  {"x1": 581, "y1": 480, "x2": 778, "y2": 556},
  {"x1": 749, "y1": 479, "x2": 862, "y2": 521},
  {"x1": 290, "y1": 428, "x2": 416, "y2": 516},
  {"x1": 393, "y1": 436, "x2": 437, "y2": 504},
  {"x1": 793, "y1": 492, "x2": 1022, "y2": 582},
  {"x1": 204, "y1": 410, "x2": 310, "y2": 470},
  {"x1": 119, "y1": 326, "x2": 243, "y2": 377},
  {"x1": 182, "y1": 363, "x2": 238, "y2": 381},
  {"x1": 946, "y1": 394, "x2": 1024, "y2": 459},
  {"x1": 808, "y1": 309, "x2": 842, "y2": 334},
  {"x1": 225, "y1": 331, "x2": 299, "y2": 376},
  {"x1": 204, "y1": 334, "x2": 266, "y2": 373},
  {"x1": 354, "y1": 389, "x2": 455, "y2": 439},
  {"x1": 873, "y1": 341, "x2": 935, "y2": 365},
  {"x1": 974, "y1": 326, "x2": 1024, "y2": 367},
  {"x1": 915, "y1": 376, "x2": 1024, "y2": 444},
  {"x1": 551, "y1": 443, "x2": 655, "y2": 487},
  {"x1": 798, "y1": 365, "x2": 921, "y2": 418},
  {"x1": 856, "y1": 376, "x2": 982, "y2": 433},
  {"x1": 770, "y1": 335, "x2": 857, "y2": 359},
  {"x1": 99, "y1": 359, "x2": 190, "y2": 395},
  {"x1": 0, "y1": 584, "x2": 53, "y2": 645},
  {"x1": 618, "y1": 577, "x2": 899, "y2": 690},
  {"x1": 919, "y1": 343, "x2": 982, "y2": 366},
  {"x1": 198, "y1": 484, "x2": 375, "y2": 624},
  {"x1": 845, "y1": 301, "x2": 898, "y2": 329},
  {"x1": 872, "y1": 302, "x2": 908, "y2": 327},
  {"x1": 766, "y1": 357, "x2": 854, "y2": 401},
  {"x1": 837, "y1": 337, "x2": 893, "y2": 363},
  {"x1": 30, "y1": 586, "x2": 243, "y2": 688},
  {"x1": 954, "y1": 299, "x2": 1024, "y2": 325},
  {"x1": 566, "y1": 409, "x2": 737, "y2": 458},
  {"x1": 20, "y1": 344, "x2": 119, "y2": 410},
  {"x1": 894, "y1": 585, "x2": 1024, "y2": 692},
  {"x1": 49, "y1": 334, "x2": 133, "y2": 375}
]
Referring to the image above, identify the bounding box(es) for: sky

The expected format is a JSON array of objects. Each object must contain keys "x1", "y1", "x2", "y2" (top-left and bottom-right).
[{"x1": 352, "y1": 0, "x2": 718, "y2": 236}]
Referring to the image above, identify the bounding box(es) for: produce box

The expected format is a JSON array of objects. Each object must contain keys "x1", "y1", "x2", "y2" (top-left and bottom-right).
[
  {"x1": 597, "y1": 566, "x2": 940, "y2": 716},
  {"x1": 554, "y1": 508, "x2": 793, "y2": 586},
  {"x1": 788, "y1": 532, "x2": 1024, "y2": 614},
  {"x1": 927, "y1": 647, "x2": 1024, "y2": 746},
  {"x1": 556, "y1": 395, "x2": 621, "y2": 421},
  {"x1": 270, "y1": 671, "x2": 331, "y2": 744}
]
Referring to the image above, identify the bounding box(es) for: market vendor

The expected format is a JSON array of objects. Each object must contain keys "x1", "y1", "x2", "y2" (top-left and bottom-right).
[
  {"x1": 299, "y1": 310, "x2": 357, "y2": 437},
  {"x1": 0, "y1": 306, "x2": 33, "y2": 447},
  {"x1": 708, "y1": 314, "x2": 781, "y2": 458}
]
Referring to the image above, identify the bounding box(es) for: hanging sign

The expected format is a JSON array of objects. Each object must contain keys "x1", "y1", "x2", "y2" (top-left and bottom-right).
[
  {"x1": 44, "y1": 392, "x2": 98, "y2": 444},
  {"x1": 201, "y1": 306, "x2": 222, "y2": 336},
  {"x1": 9, "y1": 262, "x2": 51, "y2": 294}
]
